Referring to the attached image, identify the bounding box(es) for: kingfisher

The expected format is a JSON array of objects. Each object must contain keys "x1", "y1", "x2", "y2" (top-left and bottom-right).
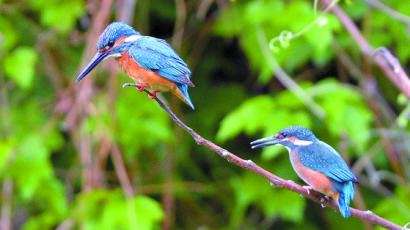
[
  {"x1": 250, "y1": 126, "x2": 358, "y2": 218},
  {"x1": 76, "y1": 22, "x2": 195, "y2": 109}
]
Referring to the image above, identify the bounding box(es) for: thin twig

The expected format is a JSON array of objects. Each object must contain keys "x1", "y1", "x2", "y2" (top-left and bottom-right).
[
  {"x1": 162, "y1": 146, "x2": 175, "y2": 230},
  {"x1": 111, "y1": 144, "x2": 134, "y2": 198},
  {"x1": 323, "y1": 0, "x2": 410, "y2": 99},
  {"x1": 123, "y1": 83, "x2": 403, "y2": 230},
  {"x1": 79, "y1": 135, "x2": 93, "y2": 192},
  {"x1": 93, "y1": 136, "x2": 112, "y2": 188},
  {"x1": 0, "y1": 179, "x2": 13, "y2": 230},
  {"x1": 117, "y1": 0, "x2": 137, "y2": 24},
  {"x1": 55, "y1": 219, "x2": 74, "y2": 230},
  {"x1": 197, "y1": 0, "x2": 213, "y2": 20},
  {"x1": 364, "y1": 0, "x2": 410, "y2": 25},
  {"x1": 171, "y1": 0, "x2": 186, "y2": 50}
]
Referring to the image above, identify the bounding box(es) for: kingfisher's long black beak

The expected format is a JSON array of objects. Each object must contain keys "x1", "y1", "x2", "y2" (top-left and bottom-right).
[
  {"x1": 250, "y1": 136, "x2": 279, "y2": 149},
  {"x1": 76, "y1": 51, "x2": 110, "y2": 82}
]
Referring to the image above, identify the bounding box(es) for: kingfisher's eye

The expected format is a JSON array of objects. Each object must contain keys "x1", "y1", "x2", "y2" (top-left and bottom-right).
[
  {"x1": 107, "y1": 40, "x2": 115, "y2": 47},
  {"x1": 281, "y1": 132, "x2": 288, "y2": 138}
]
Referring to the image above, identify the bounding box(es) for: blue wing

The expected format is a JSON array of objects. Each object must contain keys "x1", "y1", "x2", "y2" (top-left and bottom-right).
[
  {"x1": 128, "y1": 36, "x2": 194, "y2": 86},
  {"x1": 297, "y1": 141, "x2": 358, "y2": 183}
]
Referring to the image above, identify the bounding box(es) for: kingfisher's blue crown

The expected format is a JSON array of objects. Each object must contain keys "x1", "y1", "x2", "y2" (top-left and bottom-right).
[
  {"x1": 97, "y1": 22, "x2": 140, "y2": 51},
  {"x1": 278, "y1": 126, "x2": 317, "y2": 141}
]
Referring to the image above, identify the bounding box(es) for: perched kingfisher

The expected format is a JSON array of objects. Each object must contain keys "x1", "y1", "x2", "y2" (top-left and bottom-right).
[
  {"x1": 251, "y1": 126, "x2": 358, "y2": 218},
  {"x1": 76, "y1": 22, "x2": 195, "y2": 109}
]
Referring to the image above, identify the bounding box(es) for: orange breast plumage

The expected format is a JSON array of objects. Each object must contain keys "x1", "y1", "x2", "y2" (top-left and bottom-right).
[
  {"x1": 116, "y1": 53, "x2": 191, "y2": 105},
  {"x1": 289, "y1": 150, "x2": 340, "y2": 203}
]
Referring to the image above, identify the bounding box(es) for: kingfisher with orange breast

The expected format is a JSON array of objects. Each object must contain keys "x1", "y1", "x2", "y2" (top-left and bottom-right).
[
  {"x1": 251, "y1": 126, "x2": 358, "y2": 218},
  {"x1": 76, "y1": 22, "x2": 195, "y2": 109}
]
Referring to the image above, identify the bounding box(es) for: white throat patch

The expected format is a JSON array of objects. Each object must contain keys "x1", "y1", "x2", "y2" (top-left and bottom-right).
[
  {"x1": 124, "y1": 35, "x2": 142, "y2": 42},
  {"x1": 293, "y1": 140, "x2": 313, "y2": 146},
  {"x1": 107, "y1": 53, "x2": 122, "y2": 59}
]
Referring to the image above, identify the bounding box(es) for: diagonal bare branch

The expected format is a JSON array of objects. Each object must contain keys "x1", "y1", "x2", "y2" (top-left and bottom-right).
[
  {"x1": 323, "y1": 0, "x2": 410, "y2": 99},
  {"x1": 122, "y1": 83, "x2": 403, "y2": 230}
]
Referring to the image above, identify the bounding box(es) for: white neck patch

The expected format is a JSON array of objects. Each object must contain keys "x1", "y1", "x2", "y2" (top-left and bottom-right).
[
  {"x1": 124, "y1": 35, "x2": 142, "y2": 42},
  {"x1": 293, "y1": 139, "x2": 313, "y2": 146},
  {"x1": 107, "y1": 53, "x2": 122, "y2": 59}
]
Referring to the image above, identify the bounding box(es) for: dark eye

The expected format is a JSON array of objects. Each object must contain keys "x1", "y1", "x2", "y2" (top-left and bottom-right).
[
  {"x1": 107, "y1": 40, "x2": 115, "y2": 47},
  {"x1": 281, "y1": 132, "x2": 288, "y2": 138}
]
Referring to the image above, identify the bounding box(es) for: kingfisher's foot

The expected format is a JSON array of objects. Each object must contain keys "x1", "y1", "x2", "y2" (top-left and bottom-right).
[
  {"x1": 319, "y1": 195, "x2": 330, "y2": 204},
  {"x1": 122, "y1": 83, "x2": 151, "y2": 92},
  {"x1": 149, "y1": 90, "x2": 160, "y2": 99},
  {"x1": 302, "y1": 185, "x2": 313, "y2": 196},
  {"x1": 137, "y1": 83, "x2": 151, "y2": 92},
  {"x1": 320, "y1": 195, "x2": 330, "y2": 208}
]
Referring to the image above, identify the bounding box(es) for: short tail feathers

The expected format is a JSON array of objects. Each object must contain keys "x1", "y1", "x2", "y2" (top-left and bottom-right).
[
  {"x1": 338, "y1": 181, "x2": 355, "y2": 218},
  {"x1": 176, "y1": 84, "x2": 195, "y2": 110}
]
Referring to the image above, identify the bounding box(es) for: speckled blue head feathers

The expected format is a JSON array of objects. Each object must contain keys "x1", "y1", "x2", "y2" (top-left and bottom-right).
[
  {"x1": 97, "y1": 22, "x2": 140, "y2": 51},
  {"x1": 277, "y1": 126, "x2": 317, "y2": 141},
  {"x1": 76, "y1": 22, "x2": 140, "y2": 82}
]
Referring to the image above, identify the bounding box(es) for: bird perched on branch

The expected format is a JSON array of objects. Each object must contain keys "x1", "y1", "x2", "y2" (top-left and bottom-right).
[
  {"x1": 76, "y1": 22, "x2": 195, "y2": 109},
  {"x1": 251, "y1": 126, "x2": 358, "y2": 218}
]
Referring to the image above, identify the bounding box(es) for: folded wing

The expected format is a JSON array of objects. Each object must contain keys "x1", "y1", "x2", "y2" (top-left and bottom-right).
[
  {"x1": 128, "y1": 37, "x2": 194, "y2": 87},
  {"x1": 297, "y1": 141, "x2": 358, "y2": 183}
]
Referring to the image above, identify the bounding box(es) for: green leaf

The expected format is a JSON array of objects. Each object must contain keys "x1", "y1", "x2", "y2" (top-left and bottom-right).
[
  {"x1": 244, "y1": 1, "x2": 284, "y2": 25},
  {"x1": 133, "y1": 196, "x2": 165, "y2": 230},
  {"x1": 216, "y1": 95, "x2": 274, "y2": 142},
  {"x1": 31, "y1": 0, "x2": 84, "y2": 33},
  {"x1": 0, "y1": 16, "x2": 18, "y2": 51},
  {"x1": 10, "y1": 134, "x2": 52, "y2": 200},
  {"x1": 230, "y1": 172, "x2": 305, "y2": 227},
  {"x1": 343, "y1": 1, "x2": 368, "y2": 20},
  {"x1": 0, "y1": 139, "x2": 12, "y2": 172},
  {"x1": 74, "y1": 190, "x2": 164, "y2": 230},
  {"x1": 22, "y1": 179, "x2": 68, "y2": 230},
  {"x1": 3, "y1": 46, "x2": 38, "y2": 90},
  {"x1": 304, "y1": 17, "x2": 337, "y2": 65},
  {"x1": 213, "y1": 4, "x2": 246, "y2": 36}
]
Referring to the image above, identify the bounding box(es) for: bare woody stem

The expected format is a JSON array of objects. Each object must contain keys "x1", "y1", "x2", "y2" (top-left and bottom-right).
[
  {"x1": 122, "y1": 83, "x2": 402, "y2": 230},
  {"x1": 322, "y1": 0, "x2": 410, "y2": 99}
]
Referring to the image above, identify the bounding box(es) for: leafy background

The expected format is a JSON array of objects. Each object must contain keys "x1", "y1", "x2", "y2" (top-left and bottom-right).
[{"x1": 0, "y1": 0, "x2": 409, "y2": 229}]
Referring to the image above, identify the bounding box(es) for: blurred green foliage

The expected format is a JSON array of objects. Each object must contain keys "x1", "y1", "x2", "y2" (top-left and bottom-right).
[
  {"x1": 0, "y1": 0, "x2": 409, "y2": 229},
  {"x1": 214, "y1": 0, "x2": 342, "y2": 82},
  {"x1": 73, "y1": 190, "x2": 163, "y2": 230},
  {"x1": 4, "y1": 47, "x2": 38, "y2": 89},
  {"x1": 30, "y1": 0, "x2": 84, "y2": 34},
  {"x1": 217, "y1": 79, "x2": 373, "y2": 160}
]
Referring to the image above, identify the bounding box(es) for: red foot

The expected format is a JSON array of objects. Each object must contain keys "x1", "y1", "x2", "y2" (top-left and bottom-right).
[
  {"x1": 136, "y1": 83, "x2": 151, "y2": 92},
  {"x1": 149, "y1": 90, "x2": 160, "y2": 99}
]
